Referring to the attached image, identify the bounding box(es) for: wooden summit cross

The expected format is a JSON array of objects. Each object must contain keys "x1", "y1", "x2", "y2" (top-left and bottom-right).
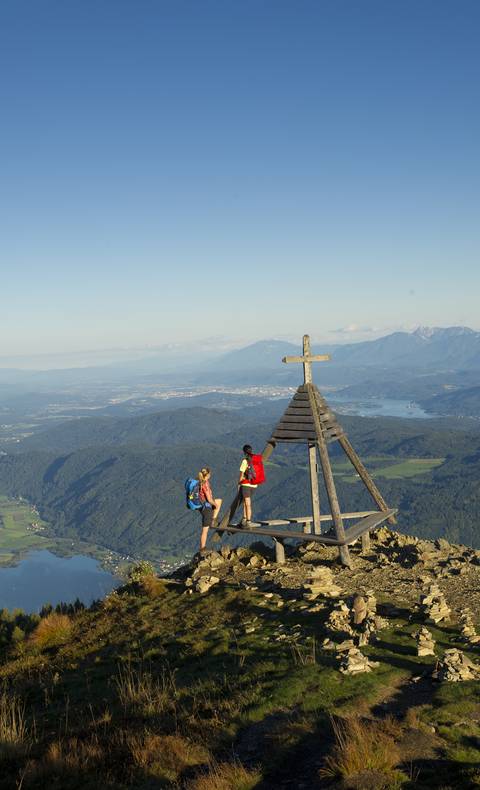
[{"x1": 217, "y1": 334, "x2": 397, "y2": 567}]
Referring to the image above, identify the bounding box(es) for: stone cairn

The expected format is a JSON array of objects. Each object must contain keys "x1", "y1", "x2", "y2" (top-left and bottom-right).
[
  {"x1": 325, "y1": 600, "x2": 354, "y2": 638},
  {"x1": 338, "y1": 643, "x2": 380, "y2": 676},
  {"x1": 419, "y1": 583, "x2": 451, "y2": 624},
  {"x1": 302, "y1": 566, "x2": 342, "y2": 601},
  {"x1": 323, "y1": 590, "x2": 387, "y2": 661},
  {"x1": 413, "y1": 626, "x2": 436, "y2": 657},
  {"x1": 432, "y1": 649, "x2": 480, "y2": 682},
  {"x1": 460, "y1": 609, "x2": 480, "y2": 645},
  {"x1": 351, "y1": 590, "x2": 389, "y2": 646}
]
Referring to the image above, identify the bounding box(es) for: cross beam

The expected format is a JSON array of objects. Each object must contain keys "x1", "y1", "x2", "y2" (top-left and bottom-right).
[{"x1": 282, "y1": 335, "x2": 330, "y2": 384}]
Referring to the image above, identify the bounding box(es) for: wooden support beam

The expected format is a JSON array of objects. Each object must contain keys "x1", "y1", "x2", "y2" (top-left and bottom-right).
[
  {"x1": 287, "y1": 511, "x2": 379, "y2": 523},
  {"x1": 361, "y1": 531, "x2": 371, "y2": 552},
  {"x1": 274, "y1": 538, "x2": 286, "y2": 564},
  {"x1": 337, "y1": 435, "x2": 397, "y2": 526},
  {"x1": 282, "y1": 354, "x2": 330, "y2": 364},
  {"x1": 307, "y1": 384, "x2": 352, "y2": 568},
  {"x1": 308, "y1": 442, "x2": 321, "y2": 534}
]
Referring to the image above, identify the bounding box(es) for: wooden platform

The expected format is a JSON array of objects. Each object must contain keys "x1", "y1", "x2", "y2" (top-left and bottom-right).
[{"x1": 212, "y1": 508, "x2": 397, "y2": 547}]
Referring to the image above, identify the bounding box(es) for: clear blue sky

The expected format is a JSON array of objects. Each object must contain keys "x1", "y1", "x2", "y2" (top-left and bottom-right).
[{"x1": 1, "y1": 0, "x2": 479, "y2": 355}]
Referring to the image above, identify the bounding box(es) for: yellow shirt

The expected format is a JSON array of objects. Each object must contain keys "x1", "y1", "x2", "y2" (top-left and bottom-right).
[{"x1": 239, "y1": 458, "x2": 257, "y2": 488}]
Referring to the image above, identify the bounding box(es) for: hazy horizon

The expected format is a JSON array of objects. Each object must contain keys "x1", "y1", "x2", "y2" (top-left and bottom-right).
[{"x1": 1, "y1": 323, "x2": 478, "y2": 371}]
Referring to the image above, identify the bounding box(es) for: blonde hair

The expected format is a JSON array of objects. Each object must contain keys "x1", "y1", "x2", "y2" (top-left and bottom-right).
[{"x1": 198, "y1": 467, "x2": 211, "y2": 484}]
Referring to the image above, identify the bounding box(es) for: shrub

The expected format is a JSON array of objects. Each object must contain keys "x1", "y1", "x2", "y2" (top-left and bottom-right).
[
  {"x1": 138, "y1": 574, "x2": 167, "y2": 599},
  {"x1": 127, "y1": 561, "x2": 156, "y2": 583},
  {"x1": 30, "y1": 613, "x2": 72, "y2": 649},
  {"x1": 320, "y1": 716, "x2": 405, "y2": 788}
]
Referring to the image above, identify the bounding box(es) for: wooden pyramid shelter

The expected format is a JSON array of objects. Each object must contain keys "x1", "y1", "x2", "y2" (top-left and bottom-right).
[{"x1": 217, "y1": 335, "x2": 396, "y2": 566}]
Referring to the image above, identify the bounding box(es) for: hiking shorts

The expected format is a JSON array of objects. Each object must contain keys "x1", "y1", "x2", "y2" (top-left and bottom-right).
[
  {"x1": 200, "y1": 505, "x2": 213, "y2": 527},
  {"x1": 241, "y1": 485, "x2": 256, "y2": 500}
]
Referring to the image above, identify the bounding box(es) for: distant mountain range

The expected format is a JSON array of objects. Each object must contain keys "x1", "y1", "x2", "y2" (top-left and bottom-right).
[
  {"x1": 212, "y1": 326, "x2": 480, "y2": 375},
  {"x1": 2, "y1": 327, "x2": 480, "y2": 410}
]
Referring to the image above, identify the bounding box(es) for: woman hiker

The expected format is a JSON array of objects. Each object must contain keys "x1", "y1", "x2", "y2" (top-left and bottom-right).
[
  {"x1": 238, "y1": 444, "x2": 257, "y2": 528},
  {"x1": 198, "y1": 467, "x2": 222, "y2": 552}
]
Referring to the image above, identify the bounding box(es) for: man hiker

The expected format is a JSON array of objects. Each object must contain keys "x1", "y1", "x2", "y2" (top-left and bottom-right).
[{"x1": 238, "y1": 444, "x2": 258, "y2": 528}]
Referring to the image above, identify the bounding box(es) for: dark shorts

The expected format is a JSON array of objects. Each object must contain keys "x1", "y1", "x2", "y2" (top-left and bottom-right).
[
  {"x1": 241, "y1": 486, "x2": 256, "y2": 500},
  {"x1": 200, "y1": 505, "x2": 213, "y2": 527}
]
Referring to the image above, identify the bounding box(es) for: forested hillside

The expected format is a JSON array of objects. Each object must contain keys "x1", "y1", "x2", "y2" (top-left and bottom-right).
[{"x1": 1, "y1": 405, "x2": 480, "y2": 557}]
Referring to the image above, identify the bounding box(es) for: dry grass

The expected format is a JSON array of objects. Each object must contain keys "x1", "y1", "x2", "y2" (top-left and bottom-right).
[
  {"x1": 320, "y1": 716, "x2": 404, "y2": 787},
  {"x1": 127, "y1": 731, "x2": 209, "y2": 781},
  {"x1": 30, "y1": 613, "x2": 72, "y2": 649},
  {"x1": 0, "y1": 687, "x2": 29, "y2": 758},
  {"x1": 138, "y1": 575, "x2": 167, "y2": 599},
  {"x1": 115, "y1": 661, "x2": 177, "y2": 718},
  {"x1": 23, "y1": 736, "x2": 104, "y2": 785},
  {"x1": 187, "y1": 759, "x2": 262, "y2": 790}
]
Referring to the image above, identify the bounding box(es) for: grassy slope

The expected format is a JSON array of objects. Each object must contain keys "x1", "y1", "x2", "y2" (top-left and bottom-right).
[{"x1": 2, "y1": 565, "x2": 480, "y2": 789}]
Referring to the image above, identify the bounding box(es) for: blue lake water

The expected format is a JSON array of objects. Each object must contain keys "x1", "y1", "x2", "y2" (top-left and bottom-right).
[
  {"x1": 0, "y1": 550, "x2": 119, "y2": 613},
  {"x1": 329, "y1": 398, "x2": 431, "y2": 419}
]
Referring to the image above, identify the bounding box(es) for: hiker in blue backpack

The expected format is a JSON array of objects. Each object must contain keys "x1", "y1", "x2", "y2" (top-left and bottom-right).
[
  {"x1": 197, "y1": 467, "x2": 222, "y2": 551},
  {"x1": 185, "y1": 468, "x2": 222, "y2": 551}
]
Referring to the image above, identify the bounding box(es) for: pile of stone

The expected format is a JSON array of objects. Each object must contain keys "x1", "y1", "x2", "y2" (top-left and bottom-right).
[
  {"x1": 302, "y1": 566, "x2": 342, "y2": 601},
  {"x1": 413, "y1": 626, "x2": 436, "y2": 657},
  {"x1": 419, "y1": 583, "x2": 451, "y2": 624},
  {"x1": 326, "y1": 600, "x2": 354, "y2": 636},
  {"x1": 460, "y1": 609, "x2": 480, "y2": 645},
  {"x1": 370, "y1": 527, "x2": 480, "y2": 572},
  {"x1": 338, "y1": 643, "x2": 380, "y2": 675},
  {"x1": 432, "y1": 649, "x2": 480, "y2": 682},
  {"x1": 351, "y1": 590, "x2": 377, "y2": 625},
  {"x1": 190, "y1": 575, "x2": 220, "y2": 594}
]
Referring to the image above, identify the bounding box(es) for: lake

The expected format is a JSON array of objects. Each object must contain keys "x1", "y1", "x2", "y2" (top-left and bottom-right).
[
  {"x1": 0, "y1": 549, "x2": 119, "y2": 613},
  {"x1": 329, "y1": 397, "x2": 431, "y2": 419}
]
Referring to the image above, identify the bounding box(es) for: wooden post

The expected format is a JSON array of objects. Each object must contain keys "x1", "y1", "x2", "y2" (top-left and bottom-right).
[
  {"x1": 219, "y1": 439, "x2": 276, "y2": 530},
  {"x1": 295, "y1": 336, "x2": 322, "y2": 536},
  {"x1": 308, "y1": 443, "x2": 321, "y2": 534},
  {"x1": 307, "y1": 384, "x2": 352, "y2": 568},
  {"x1": 274, "y1": 538, "x2": 286, "y2": 564},
  {"x1": 361, "y1": 531, "x2": 371, "y2": 553},
  {"x1": 337, "y1": 435, "x2": 396, "y2": 526}
]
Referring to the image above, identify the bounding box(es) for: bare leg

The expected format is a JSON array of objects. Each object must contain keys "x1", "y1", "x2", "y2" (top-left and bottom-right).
[
  {"x1": 200, "y1": 527, "x2": 209, "y2": 550},
  {"x1": 213, "y1": 498, "x2": 222, "y2": 523},
  {"x1": 244, "y1": 492, "x2": 252, "y2": 521},
  {"x1": 241, "y1": 488, "x2": 248, "y2": 519}
]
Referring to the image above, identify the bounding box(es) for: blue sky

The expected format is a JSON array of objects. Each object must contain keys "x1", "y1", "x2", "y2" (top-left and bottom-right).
[{"x1": 1, "y1": 0, "x2": 479, "y2": 356}]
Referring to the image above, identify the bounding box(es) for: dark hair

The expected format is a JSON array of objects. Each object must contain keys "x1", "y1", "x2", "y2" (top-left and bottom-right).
[{"x1": 243, "y1": 444, "x2": 253, "y2": 455}]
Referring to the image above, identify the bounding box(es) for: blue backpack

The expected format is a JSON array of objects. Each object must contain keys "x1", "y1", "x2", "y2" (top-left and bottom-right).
[{"x1": 185, "y1": 478, "x2": 202, "y2": 510}]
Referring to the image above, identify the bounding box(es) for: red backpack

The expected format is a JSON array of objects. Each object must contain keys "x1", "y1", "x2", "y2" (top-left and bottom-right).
[{"x1": 244, "y1": 454, "x2": 266, "y2": 485}]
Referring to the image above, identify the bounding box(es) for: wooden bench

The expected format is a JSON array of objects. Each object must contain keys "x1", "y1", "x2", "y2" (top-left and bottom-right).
[{"x1": 211, "y1": 509, "x2": 397, "y2": 564}]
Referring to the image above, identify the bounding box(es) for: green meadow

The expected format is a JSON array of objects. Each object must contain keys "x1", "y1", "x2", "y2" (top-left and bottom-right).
[
  {"x1": 333, "y1": 456, "x2": 445, "y2": 482},
  {"x1": 0, "y1": 495, "x2": 55, "y2": 565}
]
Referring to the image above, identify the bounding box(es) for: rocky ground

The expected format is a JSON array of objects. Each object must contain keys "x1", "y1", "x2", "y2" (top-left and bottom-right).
[{"x1": 179, "y1": 525, "x2": 480, "y2": 622}]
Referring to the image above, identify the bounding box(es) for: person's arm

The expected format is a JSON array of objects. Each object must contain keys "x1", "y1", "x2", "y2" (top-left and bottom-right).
[
  {"x1": 238, "y1": 458, "x2": 246, "y2": 486},
  {"x1": 205, "y1": 481, "x2": 216, "y2": 508}
]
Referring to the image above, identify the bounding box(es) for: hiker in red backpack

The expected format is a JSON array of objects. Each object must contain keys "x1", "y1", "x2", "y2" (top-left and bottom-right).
[{"x1": 238, "y1": 444, "x2": 265, "y2": 529}]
